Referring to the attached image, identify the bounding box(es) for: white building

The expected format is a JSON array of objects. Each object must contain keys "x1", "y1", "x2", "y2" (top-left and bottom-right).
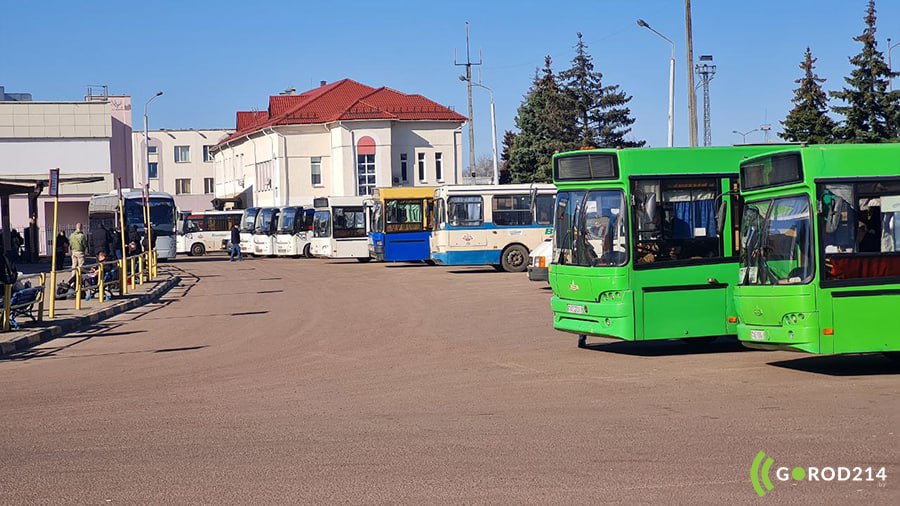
[
  {"x1": 132, "y1": 129, "x2": 231, "y2": 212},
  {"x1": 211, "y1": 79, "x2": 466, "y2": 208},
  {"x1": 0, "y1": 90, "x2": 133, "y2": 255}
]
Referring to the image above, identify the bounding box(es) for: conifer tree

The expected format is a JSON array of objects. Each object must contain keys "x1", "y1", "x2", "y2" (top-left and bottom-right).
[
  {"x1": 830, "y1": 0, "x2": 900, "y2": 142},
  {"x1": 779, "y1": 48, "x2": 836, "y2": 143},
  {"x1": 507, "y1": 56, "x2": 578, "y2": 182},
  {"x1": 499, "y1": 130, "x2": 516, "y2": 184}
]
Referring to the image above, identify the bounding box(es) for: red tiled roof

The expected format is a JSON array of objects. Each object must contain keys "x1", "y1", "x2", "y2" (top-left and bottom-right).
[{"x1": 218, "y1": 79, "x2": 466, "y2": 146}]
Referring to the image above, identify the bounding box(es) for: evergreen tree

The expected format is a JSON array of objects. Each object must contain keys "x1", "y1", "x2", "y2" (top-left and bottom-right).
[
  {"x1": 779, "y1": 47, "x2": 836, "y2": 143},
  {"x1": 559, "y1": 33, "x2": 601, "y2": 147},
  {"x1": 830, "y1": 0, "x2": 900, "y2": 142},
  {"x1": 560, "y1": 33, "x2": 645, "y2": 149},
  {"x1": 499, "y1": 130, "x2": 516, "y2": 184},
  {"x1": 507, "y1": 56, "x2": 579, "y2": 182}
]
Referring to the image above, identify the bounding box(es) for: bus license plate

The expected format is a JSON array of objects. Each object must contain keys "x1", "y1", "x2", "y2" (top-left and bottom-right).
[
  {"x1": 750, "y1": 329, "x2": 766, "y2": 341},
  {"x1": 567, "y1": 304, "x2": 587, "y2": 314}
]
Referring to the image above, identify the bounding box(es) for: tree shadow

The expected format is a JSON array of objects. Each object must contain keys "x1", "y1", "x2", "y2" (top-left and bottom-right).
[
  {"x1": 767, "y1": 354, "x2": 900, "y2": 376},
  {"x1": 580, "y1": 336, "x2": 756, "y2": 357}
]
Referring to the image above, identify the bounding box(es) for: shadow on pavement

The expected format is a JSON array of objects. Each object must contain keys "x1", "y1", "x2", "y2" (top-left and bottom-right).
[
  {"x1": 767, "y1": 354, "x2": 900, "y2": 376},
  {"x1": 154, "y1": 345, "x2": 209, "y2": 353},
  {"x1": 384, "y1": 263, "x2": 432, "y2": 269},
  {"x1": 447, "y1": 268, "x2": 504, "y2": 274},
  {"x1": 581, "y1": 336, "x2": 755, "y2": 357}
]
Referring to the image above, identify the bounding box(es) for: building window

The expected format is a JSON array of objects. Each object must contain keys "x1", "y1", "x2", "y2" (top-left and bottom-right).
[
  {"x1": 174, "y1": 145, "x2": 191, "y2": 163},
  {"x1": 203, "y1": 145, "x2": 213, "y2": 162},
  {"x1": 435, "y1": 152, "x2": 443, "y2": 181},
  {"x1": 256, "y1": 160, "x2": 273, "y2": 190},
  {"x1": 148, "y1": 145, "x2": 157, "y2": 154},
  {"x1": 400, "y1": 153, "x2": 408, "y2": 182},
  {"x1": 311, "y1": 157, "x2": 322, "y2": 186},
  {"x1": 148, "y1": 162, "x2": 158, "y2": 179},
  {"x1": 175, "y1": 178, "x2": 192, "y2": 195},
  {"x1": 357, "y1": 154, "x2": 376, "y2": 196},
  {"x1": 204, "y1": 177, "x2": 214, "y2": 194},
  {"x1": 418, "y1": 153, "x2": 426, "y2": 182}
]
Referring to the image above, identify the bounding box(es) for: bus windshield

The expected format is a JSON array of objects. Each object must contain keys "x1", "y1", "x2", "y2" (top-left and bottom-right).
[
  {"x1": 555, "y1": 190, "x2": 628, "y2": 267},
  {"x1": 739, "y1": 196, "x2": 814, "y2": 285},
  {"x1": 241, "y1": 209, "x2": 259, "y2": 232},
  {"x1": 278, "y1": 208, "x2": 297, "y2": 234},
  {"x1": 256, "y1": 209, "x2": 278, "y2": 234},
  {"x1": 313, "y1": 210, "x2": 331, "y2": 238},
  {"x1": 125, "y1": 198, "x2": 176, "y2": 231},
  {"x1": 385, "y1": 199, "x2": 424, "y2": 233},
  {"x1": 333, "y1": 206, "x2": 367, "y2": 238}
]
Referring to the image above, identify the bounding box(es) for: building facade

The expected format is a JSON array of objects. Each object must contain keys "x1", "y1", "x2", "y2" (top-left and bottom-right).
[
  {"x1": 0, "y1": 91, "x2": 133, "y2": 254},
  {"x1": 132, "y1": 129, "x2": 231, "y2": 212},
  {"x1": 211, "y1": 79, "x2": 466, "y2": 208}
]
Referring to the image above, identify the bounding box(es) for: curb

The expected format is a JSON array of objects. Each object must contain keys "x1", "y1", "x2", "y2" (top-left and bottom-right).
[{"x1": 0, "y1": 275, "x2": 182, "y2": 356}]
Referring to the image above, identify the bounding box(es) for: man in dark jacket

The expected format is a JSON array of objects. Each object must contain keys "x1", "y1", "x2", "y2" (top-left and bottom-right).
[
  {"x1": 92, "y1": 225, "x2": 109, "y2": 257},
  {"x1": 229, "y1": 224, "x2": 242, "y2": 261}
]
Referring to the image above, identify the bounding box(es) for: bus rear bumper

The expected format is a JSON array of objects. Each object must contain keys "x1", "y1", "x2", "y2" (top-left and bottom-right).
[
  {"x1": 550, "y1": 296, "x2": 634, "y2": 340},
  {"x1": 737, "y1": 323, "x2": 819, "y2": 353}
]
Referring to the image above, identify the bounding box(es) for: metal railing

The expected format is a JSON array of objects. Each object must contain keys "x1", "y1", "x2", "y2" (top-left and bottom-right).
[{"x1": 2, "y1": 249, "x2": 159, "y2": 332}]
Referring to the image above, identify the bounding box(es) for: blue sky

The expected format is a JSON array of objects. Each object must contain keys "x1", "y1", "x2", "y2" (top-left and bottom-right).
[{"x1": 3, "y1": 0, "x2": 898, "y2": 156}]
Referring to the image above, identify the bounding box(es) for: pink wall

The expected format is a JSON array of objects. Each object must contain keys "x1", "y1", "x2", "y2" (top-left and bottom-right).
[{"x1": 109, "y1": 96, "x2": 134, "y2": 189}]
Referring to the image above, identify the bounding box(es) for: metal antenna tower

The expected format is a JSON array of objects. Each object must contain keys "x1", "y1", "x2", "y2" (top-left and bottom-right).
[
  {"x1": 695, "y1": 55, "x2": 716, "y2": 146},
  {"x1": 455, "y1": 22, "x2": 481, "y2": 177}
]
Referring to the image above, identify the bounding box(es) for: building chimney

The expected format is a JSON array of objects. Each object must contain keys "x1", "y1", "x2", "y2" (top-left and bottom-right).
[{"x1": 320, "y1": 80, "x2": 327, "y2": 87}]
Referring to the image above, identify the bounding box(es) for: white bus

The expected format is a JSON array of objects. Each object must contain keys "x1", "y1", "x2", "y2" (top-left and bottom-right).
[
  {"x1": 177, "y1": 210, "x2": 243, "y2": 256},
  {"x1": 252, "y1": 207, "x2": 280, "y2": 256},
  {"x1": 275, "y1": 206, "x2": 316, "y2": 257},
  {"x1": 310, "y1": 196, "x2": 372, "y2": 261},
  {"x1": 88, "y1": 190, "x2": 178, "y2": 260},
  {"x1": 238, "y1": 207, "x2": 260, "y2": 254},
  {"x1": 430, "y1": 184, "x2": 556, "y2": 272}
]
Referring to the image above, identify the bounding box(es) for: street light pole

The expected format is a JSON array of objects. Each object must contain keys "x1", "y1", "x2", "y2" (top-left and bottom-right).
[
  {"x1": 637, "y1": 19, "x2": 675, "y2": 147},
  {"x1": 732, "y1": 129, "x2": 759, "y2": 144},
  {"x1": 888, "y1": 37, "x2": 900, "y2": 91},
  {"x1": 143, "y1": 91, "x2": 163, "y2": 189},
  {"x1": 460, "y1": 77, "x2": 499, "y2": 185}
]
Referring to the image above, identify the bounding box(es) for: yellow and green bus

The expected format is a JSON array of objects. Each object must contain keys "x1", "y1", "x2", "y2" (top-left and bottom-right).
[
  {"x1": 735, "y1": 143, "x2": 900, "y2": 355},
  {"x1": 549, "y1": 146, "x2": 789, "y2": 348}
]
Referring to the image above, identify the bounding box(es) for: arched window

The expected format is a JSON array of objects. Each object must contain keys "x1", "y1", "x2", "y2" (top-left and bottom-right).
[{"x1": 357, "y1": 136, "x2": 376, "y2": 196}]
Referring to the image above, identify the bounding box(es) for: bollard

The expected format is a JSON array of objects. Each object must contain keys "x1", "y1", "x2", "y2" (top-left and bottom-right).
[
  {"x1": 120, "y1": 258, "x2": 127, "y2": 296},
  {"x1": 37, "y1": 273, "x2": 45, "y2": 322},
  {"x1": 74, "y1": 269, "x2": 82, "y2": 311},
  {"x1": 137, "y1": 255, "x2": 144, "y2": 286},
  {"x1": 2, "y1": 284, "x2": 11, "y2": 332},
  {"x1": 98, "y1": 263, "x2": 105, "y2": 304},
  {"x1": 129, "y1": 257, "x2": 135, "y2": 288}
]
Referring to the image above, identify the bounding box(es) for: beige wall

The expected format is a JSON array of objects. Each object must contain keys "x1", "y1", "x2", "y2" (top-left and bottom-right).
[{"x1": 133, "y1": 129, "x2": 230, "y2": 211}]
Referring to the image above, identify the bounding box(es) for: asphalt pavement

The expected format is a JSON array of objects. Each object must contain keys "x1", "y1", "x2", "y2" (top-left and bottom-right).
[{"x1": 0, "y1": 255, "x2": 896, "y2": 504}]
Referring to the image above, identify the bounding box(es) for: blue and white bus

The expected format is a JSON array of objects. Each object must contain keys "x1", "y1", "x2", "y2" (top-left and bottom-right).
[{"x1": 430, "y1": 184, "x2": 556, "y2": 272}]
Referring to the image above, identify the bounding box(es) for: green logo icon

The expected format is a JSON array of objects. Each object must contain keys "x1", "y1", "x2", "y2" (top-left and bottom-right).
[{"x1": 751, "y1": 451, "x2": 776, "y2": 497}]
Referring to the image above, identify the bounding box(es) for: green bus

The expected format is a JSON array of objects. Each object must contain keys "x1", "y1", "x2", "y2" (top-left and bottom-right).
[
  {"x1": 734, "y1": 143, "x2": 900, "y2": 355},
  {"x1": 550, "y1": 146, "x2": 789, "y2": 348}
]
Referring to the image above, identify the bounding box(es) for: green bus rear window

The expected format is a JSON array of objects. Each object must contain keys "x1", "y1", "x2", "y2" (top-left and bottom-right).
[
  {"x1": 740, "y1": 153, "x2": 803, "y2": 190},
  {"x1": 554, "y1": 153, "x2": 618, "y2": 182}
]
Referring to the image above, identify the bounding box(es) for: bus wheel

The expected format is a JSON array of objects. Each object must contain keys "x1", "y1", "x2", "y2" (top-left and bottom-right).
[
  {"x1": 577, "y1": 335, "x2": 588, "y2": 348},
  {"x1": 303, "y1": 244, "x2": 312, "y2": 258},
  {"x1": 190, "y1": 243, "x2": 206, "y2": 256},
  {"x1": 500, "y1": 244, "x2": 529, "y2": 272},
  {"x1": 357, "y1": 257, "x2": 371, "y2": 263}
]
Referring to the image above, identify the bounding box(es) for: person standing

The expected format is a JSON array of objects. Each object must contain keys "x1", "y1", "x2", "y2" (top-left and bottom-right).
[
  {"x1": 68, "y1": 223, "x2": 88, "y2": 272},
  {"x1": 229, "y1": 224, "x2": 242, "y2": 261},
  {"x1": 55, "y1": 231, "x2": 69, "y2": 271}
]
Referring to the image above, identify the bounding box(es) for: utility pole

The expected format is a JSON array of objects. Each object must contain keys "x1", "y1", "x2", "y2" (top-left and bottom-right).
[
  {"x1": 695, "y1": 55, "x2": 716, "y2": 146},
  {"x1": 685, "y1": 0, "x2": 699, "y2": 147},
  {"x1": 455, "y1": 22, "x2": 481, "y2": 177}
]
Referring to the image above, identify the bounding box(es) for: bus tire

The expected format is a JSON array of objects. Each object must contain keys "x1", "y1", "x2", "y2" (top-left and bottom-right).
[
  {"x1": 500, "y1": 244, "x2": 529, "y2": 272},
  {"x1": 190, "y1": 243, "x2": 206, "y2": 256},
  {"x1": 577, "y1": 335, "x2": 588, "y2": 348},
  {"x1": 303, "y1": 244, "x2": 312, "y2": 258},
  {"x1": 357, "y1": 257, "x2": 371, "y2": 263}
]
